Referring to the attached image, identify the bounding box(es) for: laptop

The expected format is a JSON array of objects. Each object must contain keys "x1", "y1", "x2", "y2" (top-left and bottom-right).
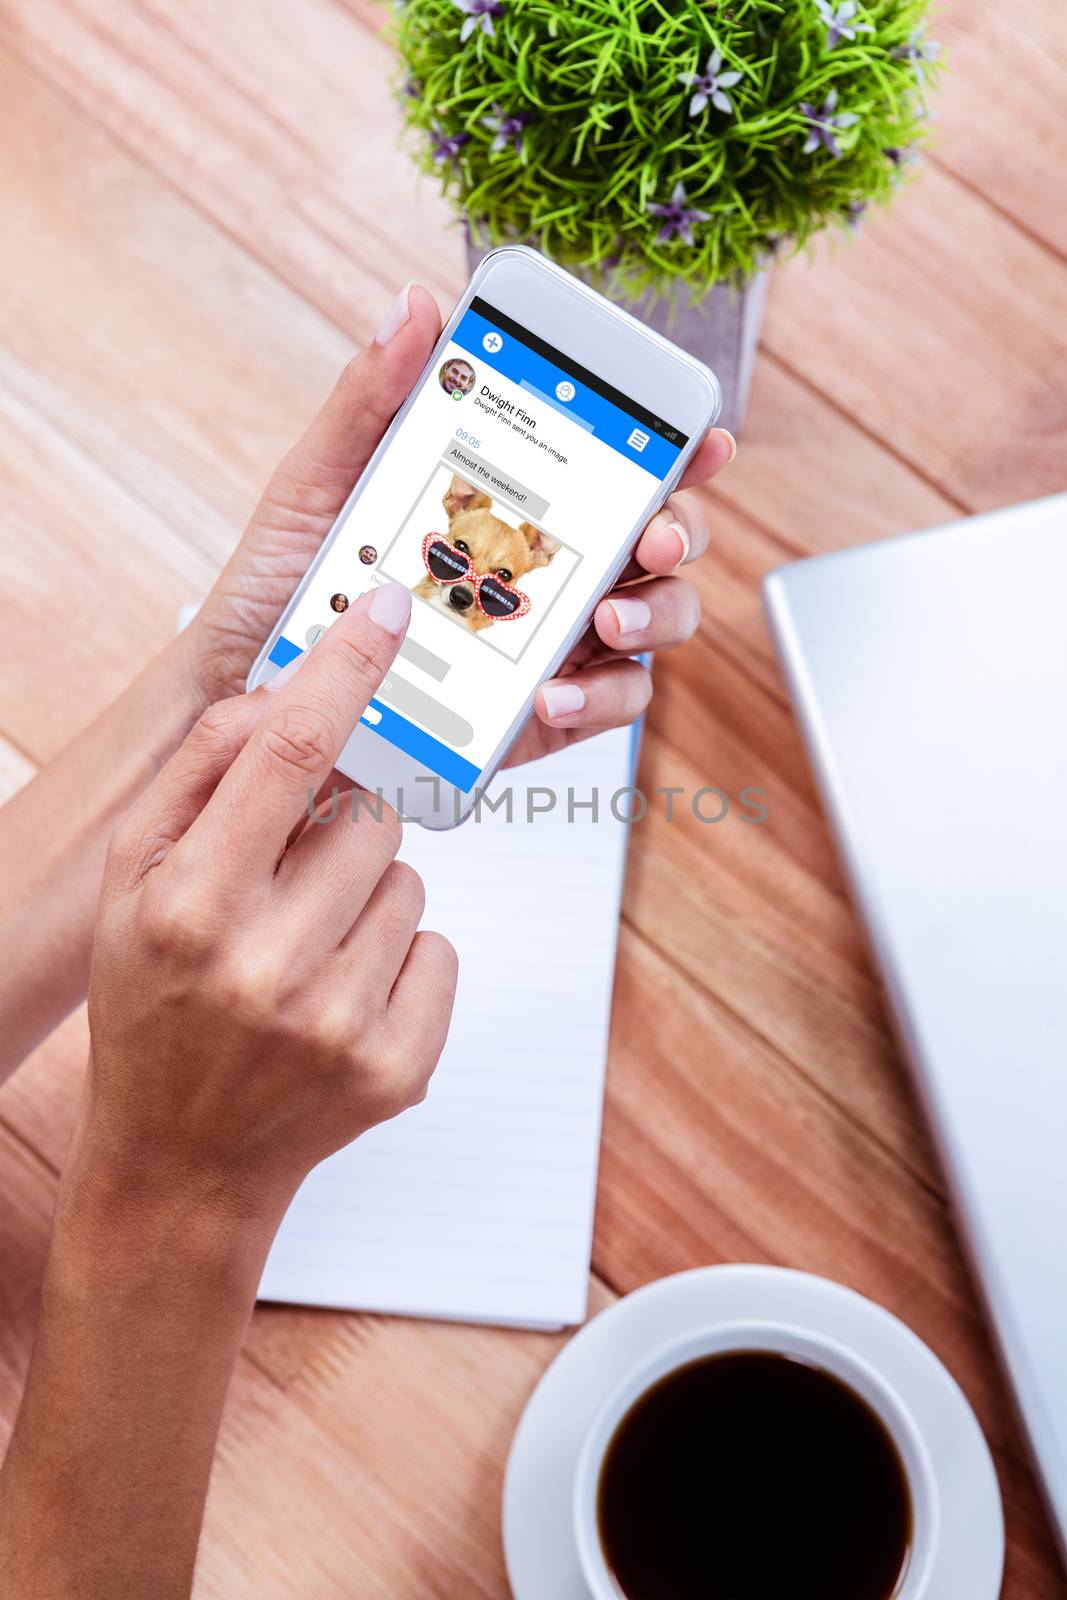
[{"x1": 764, "y1": 493, "x2": 1067, "y2": 1559}]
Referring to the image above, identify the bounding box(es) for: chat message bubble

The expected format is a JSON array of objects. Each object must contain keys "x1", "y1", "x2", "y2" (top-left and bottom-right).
[{"x1": 442, "y1": 441, "x2": 550, "y2": 521}]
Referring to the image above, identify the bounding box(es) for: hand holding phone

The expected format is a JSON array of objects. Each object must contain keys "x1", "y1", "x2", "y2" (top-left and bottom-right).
[
  {"x1": 248, "y1": 250, "x2": 728, "y2": 827},
  {"x1": 183, "y1": 261, "x2": 733, "y2": 822}
]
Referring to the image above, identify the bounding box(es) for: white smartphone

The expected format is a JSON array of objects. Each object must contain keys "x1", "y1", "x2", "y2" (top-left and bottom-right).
[{"x1": 248, "y1": 246, "x2": 721, "y2": 828}]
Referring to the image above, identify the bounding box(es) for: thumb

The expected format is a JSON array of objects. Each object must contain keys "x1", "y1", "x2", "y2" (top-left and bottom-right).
[{"x1": 264, "y1": 283, "x2": 442, "y2": 518}]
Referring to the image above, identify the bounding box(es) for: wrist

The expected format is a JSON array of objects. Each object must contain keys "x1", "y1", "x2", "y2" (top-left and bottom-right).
[{"x1": 52, "y1": 1106, "x2": 287, "y2": 1313}]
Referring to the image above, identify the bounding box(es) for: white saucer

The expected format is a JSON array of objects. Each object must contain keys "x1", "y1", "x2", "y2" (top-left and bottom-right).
[{"x1": 503, "y1": 1265, "x2": 1004, "y2": 1598}]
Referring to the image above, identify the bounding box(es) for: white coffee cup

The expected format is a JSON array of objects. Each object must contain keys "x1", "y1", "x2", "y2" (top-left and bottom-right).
[{"x1": 573, "y1": 1320, "x2": 940, "y2": 1600}]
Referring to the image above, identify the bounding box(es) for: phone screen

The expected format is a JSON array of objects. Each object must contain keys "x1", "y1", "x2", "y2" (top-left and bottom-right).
[{"x1": 265, "y1": 297, "x2": 688, "y2": 793}]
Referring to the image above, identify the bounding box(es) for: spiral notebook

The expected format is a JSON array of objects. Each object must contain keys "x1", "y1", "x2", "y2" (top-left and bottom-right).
[{"x1": 257, "y1": 726, "x2": 637, "y2": 1329}]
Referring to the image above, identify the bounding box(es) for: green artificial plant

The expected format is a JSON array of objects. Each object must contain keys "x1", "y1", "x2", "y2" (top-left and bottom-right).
[{"x1": 392, "y1": 0, "x2": 941, "y2": 302}]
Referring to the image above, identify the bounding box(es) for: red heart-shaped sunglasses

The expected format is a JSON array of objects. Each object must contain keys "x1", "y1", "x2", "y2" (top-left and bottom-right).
[{"x1": 421, "y1": 534, "x2": 531, "y2": 621}]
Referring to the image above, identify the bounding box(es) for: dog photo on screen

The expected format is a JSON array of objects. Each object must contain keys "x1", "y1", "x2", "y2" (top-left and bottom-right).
[{"x1": 415, "y1": 473, "x2": 561, "y2": 635}]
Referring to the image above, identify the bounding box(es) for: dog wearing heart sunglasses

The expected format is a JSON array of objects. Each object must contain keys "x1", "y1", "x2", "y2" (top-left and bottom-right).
[{"x1": 413, "y1": 473, "x2": 560, "y2": 633}]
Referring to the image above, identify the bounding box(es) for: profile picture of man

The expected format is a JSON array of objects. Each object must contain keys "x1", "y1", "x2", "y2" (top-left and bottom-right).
[
  {"x1": 358, "y1": 545, "x2": 377, "y2": 566},
  {"x1": 439, "y1": 357, "x2": 476, "y2": 399},
  {"x1": 330, "y1": 593, "x2": 349, "y2": 613}
]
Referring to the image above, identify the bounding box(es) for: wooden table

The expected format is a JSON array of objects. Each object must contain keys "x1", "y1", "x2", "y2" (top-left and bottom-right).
[{"x1": 0, "y1": 2, "x2": 1064, "y2": 1594}]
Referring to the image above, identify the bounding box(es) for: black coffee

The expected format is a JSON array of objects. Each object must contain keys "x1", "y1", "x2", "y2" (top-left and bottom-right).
[{"x1": 597, "y1": 1351, "x2": 912, "y2": 1600}]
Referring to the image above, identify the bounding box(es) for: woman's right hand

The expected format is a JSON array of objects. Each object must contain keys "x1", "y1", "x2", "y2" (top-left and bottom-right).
[
  {"x1": 72, "y1": 580, "x2": 457, "y2": 1232},
  {"x1": 0, "y1": 582, "x2": 457, "y2": 1600}
]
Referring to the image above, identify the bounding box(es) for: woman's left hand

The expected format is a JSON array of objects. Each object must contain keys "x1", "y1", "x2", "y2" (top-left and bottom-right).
[{"x1": 183, "y1": 282, "x2": 736, "y2": 762}]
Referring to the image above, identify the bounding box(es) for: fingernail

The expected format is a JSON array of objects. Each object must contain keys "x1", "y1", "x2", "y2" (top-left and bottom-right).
[
  {"x1": 369, "y1": 581, "x2": 412, "y2": 634},
  {"x1": 374, "y1": 283, "x2": 412, "y2": 347},
  {"x1": 666, "y1": 520, "x2": 690, "y2": 564},
  {"x1": 609, "y1": 596, "x2": 652, "y2": 639},
  {"x1": 266, "y1": 653, "x2": 304, "y2": 692},
  {"x1": 714, "y1": 427, "x2": 738, "y2": 464},
  {"x1": 541, "y1": 681, "x2": 586, "y2": 720}
]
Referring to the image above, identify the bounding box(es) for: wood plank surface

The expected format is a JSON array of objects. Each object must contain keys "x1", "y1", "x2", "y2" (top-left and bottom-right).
[
  {"x1": 0, "y1": 0, "x2": 1065, "y2": 1595},
  {"x1": 933, "y1": 0, "x2": 1067, "y2": 262},
  {"x1": 762, "y1": 168, "x2": 1067, "y2": 509}
]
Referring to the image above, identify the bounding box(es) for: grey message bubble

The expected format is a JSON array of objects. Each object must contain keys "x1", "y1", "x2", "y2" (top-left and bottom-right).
[
  {"x1": 397, "y1": 635, "x2": 450, "y2": 682},
  {"x1": 378, "y1": 668, "x2": 474, "y2": 749},
  {"x1": 443, "y1": 441, "x2": 550, "y2": 521}
]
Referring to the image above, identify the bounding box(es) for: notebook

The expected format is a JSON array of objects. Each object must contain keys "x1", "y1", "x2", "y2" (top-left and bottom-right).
[{"x1": 257, "y1": 725, "x2": 637, "y2": 1329}]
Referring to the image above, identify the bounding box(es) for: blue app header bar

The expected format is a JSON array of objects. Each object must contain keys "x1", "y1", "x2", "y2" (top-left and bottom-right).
[{"x1": 452, "y1": 306, "x2": 683, "y2": 479}]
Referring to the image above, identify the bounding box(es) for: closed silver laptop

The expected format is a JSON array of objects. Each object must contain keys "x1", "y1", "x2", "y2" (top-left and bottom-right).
[{"x1": 764, "y1": 494, "x2": 1067, "y2": 1558}]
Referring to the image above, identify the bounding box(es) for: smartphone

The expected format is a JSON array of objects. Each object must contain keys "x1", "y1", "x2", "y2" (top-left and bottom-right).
[{"x1": 248, "y1": 246, "x2": 721, "y2": 828}]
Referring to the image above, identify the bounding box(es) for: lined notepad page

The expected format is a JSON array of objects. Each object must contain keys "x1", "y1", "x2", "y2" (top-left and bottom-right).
[{"x1": 258, "y1": 727, "x2": 635, "y2": 1329}]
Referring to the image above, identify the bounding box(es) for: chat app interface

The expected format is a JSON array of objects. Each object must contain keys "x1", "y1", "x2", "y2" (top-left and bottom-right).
[{"x1": 267, "y1": 298, "x2": 687, "y2": 791}]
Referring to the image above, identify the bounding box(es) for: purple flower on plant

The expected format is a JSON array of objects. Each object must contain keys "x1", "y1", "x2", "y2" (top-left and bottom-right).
[
  {"x1": 453, "y1": 0, "x2": 503, "y2": 42},
  {"x1": 815, "y1": 1, "x2": 873, "y2": 50},
  {"x1": 845, "y1": 199, "x2": 868, "y2": 228},
  {"x1": 431, "y1": 124, "x2": 471, "y2": 164},
  {"x1": 648, "y1": 181, "x2": 711, "y2": 246},
  {"x1": 677, "y1": 49, "x2": 743, "y2": 118},
  {"x1": 758, "y1": 232, "x2": 787, "y2": 266},
  {"x1": 482, "y1": 104, "x2": 530, "y2": 154},
  {"x1": 800, "y1": 89, "x2": 859, "y2": 158},
  {"x1": 883, "y1": 145, "x2": 918, "y2": 170},
  {"x1": 894, "y1": 26, "x2": 941, "y2": 82}
]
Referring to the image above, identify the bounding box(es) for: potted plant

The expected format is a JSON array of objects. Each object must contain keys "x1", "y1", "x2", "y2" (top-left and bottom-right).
[{"x1": 391, "y1": 0, "x2": 940, "y2": 433}]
